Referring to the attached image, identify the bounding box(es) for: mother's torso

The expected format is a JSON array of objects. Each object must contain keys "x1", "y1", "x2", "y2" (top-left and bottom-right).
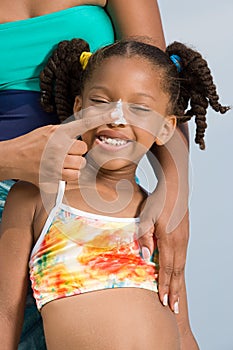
[
  {"x1": 0, "y1": 0, "x2": 114, "y2": 140},
  {"x1": 0, "y1": 0, "x2": 114, "y2": 92}
]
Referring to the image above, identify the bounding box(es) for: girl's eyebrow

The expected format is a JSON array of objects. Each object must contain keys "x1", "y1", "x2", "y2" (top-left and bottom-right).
[
  {"x1": 88, "y1": 87, "x2": 156, "y2": 102},
  {"x1": 135, "y1": 93, "x2": 156, "y2": 102},
  {"x1": 88, "y1": 85, "x2": 109, "y2": 92}
]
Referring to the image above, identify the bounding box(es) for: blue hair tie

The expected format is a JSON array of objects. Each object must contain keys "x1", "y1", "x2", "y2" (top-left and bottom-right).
[{"x1": 170, "y1": 54, "x2": 182, "y2": 73}]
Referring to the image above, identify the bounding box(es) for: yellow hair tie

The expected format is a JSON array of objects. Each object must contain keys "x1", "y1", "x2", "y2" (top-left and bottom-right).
[{"x1": 80, "y1": 51, "x2": 92, "y2": 70}]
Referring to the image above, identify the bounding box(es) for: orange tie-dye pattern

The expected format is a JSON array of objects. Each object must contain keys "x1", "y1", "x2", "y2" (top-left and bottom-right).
[{"x1": 29, "y1": 208, "x2": 158, "y2": 310}]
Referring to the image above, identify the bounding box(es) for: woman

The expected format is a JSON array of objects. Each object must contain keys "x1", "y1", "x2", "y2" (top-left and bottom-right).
[{"x1": 0, "y1": 1, "x2": 194, "y2": 348}]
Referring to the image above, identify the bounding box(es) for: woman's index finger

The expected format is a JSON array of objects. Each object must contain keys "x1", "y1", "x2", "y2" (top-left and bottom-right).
[{"x1": 60, "y1": 112, "x2": 118, "y2": 139}]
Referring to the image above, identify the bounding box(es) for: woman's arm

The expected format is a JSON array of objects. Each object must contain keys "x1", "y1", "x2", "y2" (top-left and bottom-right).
[
  {"x1": 0, "y1": 182, "x2": 37, "y2": 348},
  {"x1": 107, "y1": 0, "x2": 190, "y2": 308},
  {"x1": 106, "y1": 0, "x2": 166, "y2": 50},
  {"x1": 136, "y1": 114, "x2": 195, "y2": 346},
  {"x1": 139, "y1": 124, "x2": 190, "y2": 309}
]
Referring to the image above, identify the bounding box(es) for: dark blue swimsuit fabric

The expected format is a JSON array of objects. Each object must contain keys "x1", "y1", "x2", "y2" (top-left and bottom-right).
[{"x1": 0, "y1": 90, "x2": 60, "y2": 141}]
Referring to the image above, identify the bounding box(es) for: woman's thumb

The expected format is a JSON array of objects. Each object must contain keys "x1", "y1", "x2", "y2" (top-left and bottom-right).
[{"x1": 138, "y1": 226, "x2": 154, "y2": 262}]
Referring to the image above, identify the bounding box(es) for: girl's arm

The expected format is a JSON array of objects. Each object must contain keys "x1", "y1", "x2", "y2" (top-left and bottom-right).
[{"x1": 0, "y1": 182, "x2": 37, "y2": 348}]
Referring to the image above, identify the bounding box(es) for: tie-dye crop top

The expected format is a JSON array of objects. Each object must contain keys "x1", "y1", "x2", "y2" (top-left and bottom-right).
[{"x1": 29, "y1": 181, "x2": 158, "y2": 310}]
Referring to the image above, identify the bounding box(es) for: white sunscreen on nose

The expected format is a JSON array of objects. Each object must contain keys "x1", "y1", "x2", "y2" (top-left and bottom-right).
[{"x1": 111, "y1": 99, "x2": 127, "y2": 125}]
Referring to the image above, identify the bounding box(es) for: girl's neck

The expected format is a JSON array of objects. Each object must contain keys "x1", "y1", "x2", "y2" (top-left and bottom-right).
[
  {"x1": 65, "y1": 161, "x2": 145, "y2": 218},
  {"x1": 82, "y1": 160, "x2": 138, "y2": 189}
]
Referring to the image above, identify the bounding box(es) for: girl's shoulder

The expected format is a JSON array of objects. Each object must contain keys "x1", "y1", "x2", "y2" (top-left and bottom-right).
[
  {"x1": 2, "y1": 181, "x2": 41, "y2": 231},
  {"x1": 5, "y1": 180, "x2": 41, "y2": 215},
  {"x1": 8, "y1": 180, "x2": 40, "y2": 203}
]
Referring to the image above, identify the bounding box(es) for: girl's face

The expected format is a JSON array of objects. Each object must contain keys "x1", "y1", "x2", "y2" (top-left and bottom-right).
[{"x1": 74, "y1": 56, "x2": 176, "y2": 171}]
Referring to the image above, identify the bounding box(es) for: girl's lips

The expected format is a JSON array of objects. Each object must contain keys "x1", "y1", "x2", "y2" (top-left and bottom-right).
[
  {"x1": 94, "y1": 128, "x2": 134, "y2": 152},
  {"x1": 96, "y1": 129, "x2": 131, "y2": 141}
]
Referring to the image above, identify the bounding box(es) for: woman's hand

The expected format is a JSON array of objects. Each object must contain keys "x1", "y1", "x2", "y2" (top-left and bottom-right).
[
  {"x1": 0, "y1": 112, "x2": 117, "y2": 186},
  {"x1": 138, "y1": 187, "x2": 189, "y2": 314},
  {"x1": 155, "y1": 209, "x2": 189, "y2": 314}
]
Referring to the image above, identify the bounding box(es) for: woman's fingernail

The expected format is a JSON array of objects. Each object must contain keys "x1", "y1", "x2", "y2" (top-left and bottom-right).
[
  {"x1": 141, "y1": 246, "x2": 151, "y2": 261},
  {"x1": 174, "y1": 301, "x2": 179, "y2": 314},
  {"x1": 163, "y1": 294, "x2": 168, "y2": 306}
]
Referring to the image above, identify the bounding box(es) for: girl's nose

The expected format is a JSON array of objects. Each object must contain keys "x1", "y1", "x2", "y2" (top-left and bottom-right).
[
  {"x1": 111, "y1": 99, "x2": 128, "y2": 126},
  {"x1": 107, "y1": 123, "x2": 126, "y2": 128}
]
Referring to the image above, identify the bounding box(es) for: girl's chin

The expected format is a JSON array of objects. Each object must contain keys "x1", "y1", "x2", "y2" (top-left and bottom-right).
[{"x1": 91, "y1": 158, "x2": 135, "y2": 171}]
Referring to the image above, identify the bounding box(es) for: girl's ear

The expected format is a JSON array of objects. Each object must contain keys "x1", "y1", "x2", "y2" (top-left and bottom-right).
[
  {"x1": 155, "y1": 116, "x2": 177, "y2": 145},
  {"x1": 73, "y1": 96, "x2": 83, "y2": 114}
]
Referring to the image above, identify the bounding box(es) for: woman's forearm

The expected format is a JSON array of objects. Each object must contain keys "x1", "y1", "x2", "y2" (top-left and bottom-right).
[
  {"x1": 0, "y1": 126, "x2": 54, "y2": 183},
  {"x1": 106, "y1": 0, "x2": 166, "y2": 50},
  {"x1": 0, "y1": 139, "x2": 18, "y2": 181},
  {"x1": 149, "y1": 124, "x2": 190, "y2": 229}
]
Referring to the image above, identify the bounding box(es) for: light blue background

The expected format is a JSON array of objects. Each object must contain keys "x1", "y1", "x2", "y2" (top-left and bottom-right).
[{"x1": 138, "y1": 1, "x2": 233, "y2": 349}]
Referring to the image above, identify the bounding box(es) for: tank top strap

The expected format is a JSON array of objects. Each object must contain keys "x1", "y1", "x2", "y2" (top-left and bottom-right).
[{"x1": 55, "y1": 180, "x2": 66, "y2": 208}]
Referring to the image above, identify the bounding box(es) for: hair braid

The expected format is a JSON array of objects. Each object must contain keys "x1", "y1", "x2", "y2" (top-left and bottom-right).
[
  {"x1": 188, "y1": 94, "x2": 209, "y2": 149},
  {"x1": 195, "y1": 114, "x2": 207, "y2": 150},
  {"x1": 40, "y1": 38, "x2": 90, "y2": 122},
  {"x1": 166, "y1": 42, "x2": 230, "y2": 149}
]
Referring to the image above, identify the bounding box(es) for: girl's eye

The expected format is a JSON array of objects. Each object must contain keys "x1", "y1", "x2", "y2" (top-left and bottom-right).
[
  {"x1": 90, "y1": 98, "x2": 109, "y2": 104},
  {"x1": 130, "y1": 104, "x2": 151, "y2": 113}
]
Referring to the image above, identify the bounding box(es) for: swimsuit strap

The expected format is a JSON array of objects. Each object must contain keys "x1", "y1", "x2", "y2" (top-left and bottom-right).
[
  {"x1": 30, "y1": 180, "x2": 66, "y2": 258},
  {"x1": 55, "y1": 180, "x2": 66, "y2": 208}
]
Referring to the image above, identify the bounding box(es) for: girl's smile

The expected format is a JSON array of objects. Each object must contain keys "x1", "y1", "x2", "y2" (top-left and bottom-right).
[{"x1": 95, "y1": 129, "x2": 133, "y2": 152}]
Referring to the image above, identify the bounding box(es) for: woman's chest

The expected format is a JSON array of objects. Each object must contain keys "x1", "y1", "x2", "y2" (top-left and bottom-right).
[{"x1": 0, "y1": 0, "x2": 107, "y2": 23}]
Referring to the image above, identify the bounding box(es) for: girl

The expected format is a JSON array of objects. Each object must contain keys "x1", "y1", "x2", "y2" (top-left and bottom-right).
[
  {"x1": 0, "y1": 4, "x2": 180, "y2": 347},
  {"x1": 0, "y1": 39, "x2": 228, "y2": 349}
]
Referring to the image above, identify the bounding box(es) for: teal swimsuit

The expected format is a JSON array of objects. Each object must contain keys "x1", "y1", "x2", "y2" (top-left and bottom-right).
[{"x1": 0, "y1": 5, "x2": 114, "y2": 91}]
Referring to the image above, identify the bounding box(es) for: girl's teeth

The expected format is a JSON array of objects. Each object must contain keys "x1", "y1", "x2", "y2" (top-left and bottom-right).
[{"x1": 99, "y1": 136, "x2": 128, "y2": 146}]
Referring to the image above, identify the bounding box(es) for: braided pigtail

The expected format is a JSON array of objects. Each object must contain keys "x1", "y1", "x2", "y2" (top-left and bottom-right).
[
  {"x1": 40, "y1": 38, "x2": 90, "y2": 122},
  {"x1": 166, "y1": 42, "x2": 230, "y2": 150}
]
